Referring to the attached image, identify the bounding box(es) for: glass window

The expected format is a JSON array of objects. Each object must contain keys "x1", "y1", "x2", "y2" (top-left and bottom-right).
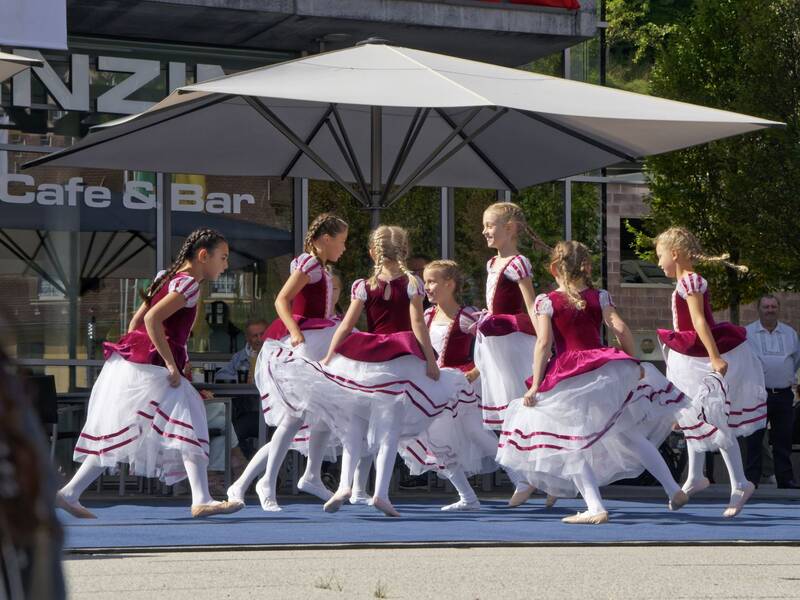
[{"x1": 620, "y1": 218, "x2": 672, "y2": 285}]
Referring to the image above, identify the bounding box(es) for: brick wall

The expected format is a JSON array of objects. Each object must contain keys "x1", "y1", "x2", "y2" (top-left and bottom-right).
[{"x1": 607, "y1": 183, "x2": 800, "y2": 337}]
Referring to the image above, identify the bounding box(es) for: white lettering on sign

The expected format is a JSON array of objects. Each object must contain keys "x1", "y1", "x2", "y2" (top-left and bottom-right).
[
  {"x1": 0, "y1": 175, "x2": 254, "y2": 214},
  {"x1": 7, "y1": 51, "x2": 229, "y2": 115}
]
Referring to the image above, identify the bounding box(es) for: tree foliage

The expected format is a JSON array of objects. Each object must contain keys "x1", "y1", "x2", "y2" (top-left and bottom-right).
[{"x1": 636, "y1": 0, "x2": 800, "y2": 322}]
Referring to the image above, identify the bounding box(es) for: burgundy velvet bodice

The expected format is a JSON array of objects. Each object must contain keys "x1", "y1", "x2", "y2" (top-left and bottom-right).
[
  {"x1": 291, "y1": 275, "x2": 329, "y2": 319},
  {"x1": 549, "y1": 289, "x2": 604, "y2": 355},
  {"x1": 364, "y1": 277, "x2": 414, "y2": 334},
  {"x1": 426, "y1": 306, "x2": 475, "y2": 370}
]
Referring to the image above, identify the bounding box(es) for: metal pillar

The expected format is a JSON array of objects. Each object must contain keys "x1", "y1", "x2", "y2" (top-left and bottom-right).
[
  {"x1": 156, "y1": 172, "x2": 172, "y2": 271},
  {"x1": 496, "y1": 189, "x2": 511, "y2": 202},
  {"x1": 293, "y1": 177, "x2": 309, "y2": 255},
  {"x1": 370, "y1": 106, "x2": 382, "y2": 228},
  {"x1": 440, "y1": 187, "x2": 455, "y2": 259},
  {"x1": 563, "y1": 177, "x2": 573, "y2": 241}
]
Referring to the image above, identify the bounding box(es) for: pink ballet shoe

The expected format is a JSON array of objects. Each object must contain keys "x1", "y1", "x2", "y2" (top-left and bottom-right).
[
  {"x1": 681, "y1": 477, "x2": 710, "y2": 497},
  {"x1": 561, "y1": 510, "x2": 609, "y2": 525},
  {"x1": 508, "y1": 484, "x2": 536, "y2": 507},
  {"x1": 371, "y1": 496, "x2": 401, "y2": 517},
  {"x1": 255, "y1": 477, "x2": 281, "y2": 512},
  {"x1": 56, "y1": 492, "x2": 97, "y2": 519},
  {"x1": 191, "y1": 500, "x2": 244, "y2": 518},
  {"x1": 323, "y1": 488, "x2": 351, "y2": 513},
  {"x1": 722, "y1": 482, "x2": 755, "y2": 518},
  {"x1": 669, "y1": 490, "x2": 689, "y2": 511}
]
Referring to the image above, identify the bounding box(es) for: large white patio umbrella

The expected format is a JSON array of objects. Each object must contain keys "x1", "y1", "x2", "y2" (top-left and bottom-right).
[
  {"x1": 0, "y1": 50, "x2": 42, "y2": 81},
  {"x1": 25, "y1": 42, "x2": 783, "y2": 225}
]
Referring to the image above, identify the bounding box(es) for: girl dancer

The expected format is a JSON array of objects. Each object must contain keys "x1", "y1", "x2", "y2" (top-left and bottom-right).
[
  {"x1": 270, "y1": 225, "x2": 467, "y2": 517},
  {"x1": 226, "y1": 213, "x2": 348, "y2": 511},
  {"x1": 655, "y1": 227, "x2": 767, "y2": 517},
  {"x1": 397, "y1": 260, "x2": 526, "y2": 511},
  {"x1": 57, "y1": 229, "x2": 242, "y2": 518},
  {"x1": 498, "y1": 241, "x2": 690, "y2": 524},
  {"x1": 474, "y1": 202, "x2": 545, "y2": 506}
]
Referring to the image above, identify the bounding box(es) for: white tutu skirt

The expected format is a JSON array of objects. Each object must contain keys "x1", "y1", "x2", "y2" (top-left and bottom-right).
[
  {"x1": 666, "y1": 343, "x2": 767, "y2": 450},
  {"x1": 268, "y1": 347, "x2": 468, "y2": 454},
  {"x1": 497, "y1": 360, "x2": 677, "y2": 497},
  {"x1": 73, "y1": 353, "x2": 209, "y2": 485},
  {"x1": 629, "y1": 362, "x2": 692, "y2": 447},
  {"x1": 474, "y1": 331, "x2": 535, "y2": 429},
  {"x1": 255, "y1": 326, "x2": 340, "y2": 459},
  {"x1": 398, "y1": 376, "x2": 498, "y2": 478}
]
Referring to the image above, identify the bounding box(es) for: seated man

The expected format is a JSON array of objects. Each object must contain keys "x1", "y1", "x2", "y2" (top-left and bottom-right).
[{"x1": 215, "y1": 319, "x2": 269, "y2": 460}]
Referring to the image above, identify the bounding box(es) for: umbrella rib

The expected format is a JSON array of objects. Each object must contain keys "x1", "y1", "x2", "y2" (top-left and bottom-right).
[
  {"x1": 380, "y1": 108, "x2": 428, "y2": 206},
  {"x1": 519, "y1": 111, "x2": 638, "y2": 163},
  {"x1": 244, "y1": 96, "x2": 369, "y2": 207},
  {"x1": 22, "y1": 93, "x2": 235, "y2": 170},
  {"x1": 330, "y1": 105, "x2": 370, "y2": 202},
  {"x1": 93, "y1": 232, "x2": 139, "y2": 281},
  {"x1": 0, "y1": 231, "x2": 66, "y2": 295},
  {"x1": 386, "y1": 106, "x2": 483, "y2": 207},
  {"x1": 88, "y1": 231, "x2": 119, "y2": 279},
  {"x1": 280, "y1": 104, "x2": 334, "y2": 180},
  {"x1": 388, "y1": 108, "x2": 508, "y2": 207},
  {"x1": 81, "y1": 231, "x2": 98, "y2": 279},
  {"x1": 35, "y1": 230, "x2": 69, "y2": 290},
  {"x1": 94, "y1": 234, "x2": 151, "y2": 282},
  {"x1": 434, "y1": 108, "x2": 518, "y2": 193}
]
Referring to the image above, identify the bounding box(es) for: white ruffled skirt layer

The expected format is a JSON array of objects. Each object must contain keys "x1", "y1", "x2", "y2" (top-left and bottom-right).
[
  {"x1": 73, "y1": 353, "x2": 209, "y2": 485},
  {"x1": 398, "y1": 375, "x2": 499, "y2": 478},
  {"x1": 267, "y1": 347, "x2": 469, "y2": 454},
  {"x1": 473, "y1": 331, "x2": 535, "y2": 430},
  {"x1": 666, "y1": 343, "x2": 768, "y2": 451},
  {"x1": 496, "y1": 361, "x2": 687, "y2": 498},
  {"x1": 255, "y1": 327, "x2": 340, "y2": 459}
]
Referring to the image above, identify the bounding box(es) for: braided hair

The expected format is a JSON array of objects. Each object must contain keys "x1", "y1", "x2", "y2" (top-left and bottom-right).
[
  {"x1": 367, "y1": 225, "x2": 419, "y2": 299},
  {"x1": 654, "y1": 227, "x2": 749, "y2": 273},
  {"x1": 550, "y1": 240, "x2": 593, "y2": 310},
  {"x1": 303, "y1": 213, "x2": 348, "y2": 267},
  {"x1": 141, "y1": 228, "x2": 227, "y2": 305},
  {"x1": 424, "y1": 259, "x2": 464, "y2": 303},
  {"x1": 484, "y1": 202, "x2": 552, "y2": 253}
]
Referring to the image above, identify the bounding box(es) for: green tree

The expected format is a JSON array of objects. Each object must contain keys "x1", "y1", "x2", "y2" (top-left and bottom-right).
[{"x1": 636, "y1": 0, "x2": 800, "y2": 322}]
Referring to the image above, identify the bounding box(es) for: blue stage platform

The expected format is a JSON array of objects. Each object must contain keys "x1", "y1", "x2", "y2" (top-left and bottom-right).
[{"x1": 60, "y1": 496, "x2": 800, "y2": 552}]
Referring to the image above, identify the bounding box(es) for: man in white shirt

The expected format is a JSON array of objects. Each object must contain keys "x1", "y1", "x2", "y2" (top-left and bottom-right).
[{"x1": 745, "y1": 295, "x2": 800, "y2": 489}]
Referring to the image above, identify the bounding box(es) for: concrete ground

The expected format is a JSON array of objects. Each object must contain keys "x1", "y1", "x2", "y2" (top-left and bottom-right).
[{"x1": 64, "y1": 545, "x2": 800, "y2": 600}]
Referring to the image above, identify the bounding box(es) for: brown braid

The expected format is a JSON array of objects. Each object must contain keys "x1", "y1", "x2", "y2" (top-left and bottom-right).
[
  {"x1": 485, "y1": 202, "x2": 551, "y2": 253},
  {"x1": 550, "y1": 241, "x2": 593, "y2": 310},
  {"x1": 654, "y1": 227, "x2": 749, "y2": 273},
  {"x1": 367, "y1": 225, "x2": 419, "y2": 299},
  {"x1": 140, "y1": 228, "x2": 227, "y2": 305},
  {"x1": 303, "y1": 212, "x2": 348, "y2": 267}
]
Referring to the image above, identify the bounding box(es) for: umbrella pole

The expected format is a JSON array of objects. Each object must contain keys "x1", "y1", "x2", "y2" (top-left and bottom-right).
[{"x1": 370, "y1": 106, "x2": 382, "y2": 229}]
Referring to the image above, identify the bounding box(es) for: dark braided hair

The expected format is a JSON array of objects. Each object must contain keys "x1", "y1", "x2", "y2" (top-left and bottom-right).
[
  {"x1": 141, "y1": 228, "x2": 227, "y2": 305},
  {"x1": 304, "y1": 213, "x2": 348, "y2": 266}
]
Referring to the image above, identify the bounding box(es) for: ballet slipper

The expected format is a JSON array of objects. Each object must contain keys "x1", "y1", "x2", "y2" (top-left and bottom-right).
[
  {"x1": 561, "y1": 510, "x2": 609, "y2": 525},
  {"x1": 441, "y1": 499, "x2": 480, "y2": 512},
  {"x1": 255, "y1": 477, "x2": 281, "y2": 512},
  {"x1": 507, "y1": 484, "x2": 536, "y2": 507},
  {"x1": 545, "y1": 494, "x2": 558, "y2": 508},
  {"x1": 681, "y1": 476, "x2": 710, "y2": 496},
  {"x1": 669, "y1": 490, "x2": 689, "y2": 511},
  {"x1": 191, "y1": 500, "x2": 244, "y2": 518},
  {"x1": 56, "y1": 492, "x2": 97, "y2": 519},
  {"x1": 323, "y1": 488, "x2": 351, "y2": 513},
  {"x1": 297, "y1": 476, "x2": 334, "y2": 502},
  {"x1": 722, "y1": 481, "x2": 755, "y2": 518},
  {"x1": 371, "y1": 496, "x2": 401, "y2": 517},
  {"x1": 226, "y1": 484, "x2": 245, "y2": 505}
]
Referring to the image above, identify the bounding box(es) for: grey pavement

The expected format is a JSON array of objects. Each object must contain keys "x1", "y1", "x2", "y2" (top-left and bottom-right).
[{"x1": 64, "y1": 545, "x2": 800, "y2": 600}]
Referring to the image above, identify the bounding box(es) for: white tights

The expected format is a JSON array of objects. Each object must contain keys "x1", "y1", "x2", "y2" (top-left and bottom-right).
[
  {"x1": 60, "y1": 453, "x2": 214, "y2": 506},
  {"x1": 573, "y1": 462, "x2": 605, "y2": 514},
  {"x1": 621, "y1": 431, "x2": 681, "y2": 498},
  {"x1": 685, "y1": 438, "x2": 748, "y2": 492}
]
